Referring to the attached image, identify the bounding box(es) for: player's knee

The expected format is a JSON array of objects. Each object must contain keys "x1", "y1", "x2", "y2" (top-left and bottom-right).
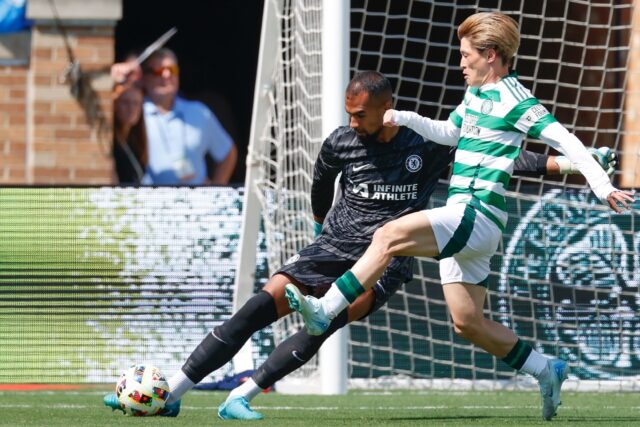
[
  {"x1": 451, "y1": 314, "x2": 483, "y2": 340},
  {"x1": 372, "y1": 222, "x2": 402, "y2": 259}
]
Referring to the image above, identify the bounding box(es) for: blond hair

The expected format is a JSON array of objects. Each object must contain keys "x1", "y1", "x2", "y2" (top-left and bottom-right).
[{"x1": 457, "y1": 12, "x2": 520, "y2": 67}]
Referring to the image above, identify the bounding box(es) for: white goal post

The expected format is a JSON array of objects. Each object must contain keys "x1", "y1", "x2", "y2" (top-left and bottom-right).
[
  {"x1": 232, "y1": 0, "x2": 349, "y2": 394},
  {"x1": 234, "y1": 0, "x2": 640, "y2": 394}
]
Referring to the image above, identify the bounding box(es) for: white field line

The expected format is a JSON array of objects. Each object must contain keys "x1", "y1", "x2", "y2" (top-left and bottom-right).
[{"x1": 0, "y1": 403, "x2": 638, "y2": 411}]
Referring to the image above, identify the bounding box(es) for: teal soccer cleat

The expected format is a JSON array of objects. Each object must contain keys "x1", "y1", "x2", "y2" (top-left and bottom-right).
[
  {"x1": 218, "y1": 396, "x2": 264, "y2": 420},
  {"x1": 157, "y1": 399, "x2": 181, "y2": 417},
  {"x1": 538, "y1": 358, "x2": 569, "y2": 421},
  {"x1": 103, "y1": 393, "x2": 124, "y2": 413},
  {"x1": 103, "y1": 392, "x2": 180, "y2": 417},
  {"x1": 284, "y1": 283, "x2": 330, "y2": 336}
]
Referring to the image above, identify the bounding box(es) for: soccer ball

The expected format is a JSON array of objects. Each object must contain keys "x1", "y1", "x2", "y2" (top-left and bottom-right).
[{"x1": 115, "y1": 364, "x2": 170, "y2": 416}]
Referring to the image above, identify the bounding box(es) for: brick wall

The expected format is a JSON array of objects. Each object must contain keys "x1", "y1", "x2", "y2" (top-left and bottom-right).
[
  {"x1": 29, "y1": 26, "x2": 114, "y2": 183},
  {"x1": 0, "y1": 64, "x2": 28, "y2": 183},
  {"x1": 0, "y1": 0, "x2": 120, "y2": 184}
]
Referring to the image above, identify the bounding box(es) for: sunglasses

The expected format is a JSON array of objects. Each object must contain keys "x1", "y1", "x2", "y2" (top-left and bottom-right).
[{"x1": 145, "y1": 64, "x2": 180, "y2": 77}]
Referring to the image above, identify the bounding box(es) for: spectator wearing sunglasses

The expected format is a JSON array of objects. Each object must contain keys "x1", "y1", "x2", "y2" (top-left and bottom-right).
[{"x1": 140, "y1": 48, "x2": 237, "y2": 185}]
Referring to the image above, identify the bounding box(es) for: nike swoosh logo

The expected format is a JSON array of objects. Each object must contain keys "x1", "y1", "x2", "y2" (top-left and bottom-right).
[
  {"x1": 353, "y1": 164, "x2": 370, "y2": 172},
  {"x1": 211, "y1": 330, "x2": 229, "y2": 345},
  {"x1": 291, "y1": 350, "x2": 306, "y2": 362}
]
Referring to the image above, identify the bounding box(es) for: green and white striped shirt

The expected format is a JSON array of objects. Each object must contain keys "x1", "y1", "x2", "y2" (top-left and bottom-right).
[
  {"x1": 446, "y1": 74, "x2": 556, "y2": 230},
  {"x1": 391, "y1": 73, "x2": 615, "y2": 231}
]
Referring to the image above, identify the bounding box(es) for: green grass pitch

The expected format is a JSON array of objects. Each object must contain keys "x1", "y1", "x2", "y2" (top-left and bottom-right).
[{"x1": 0, "y1": 389, "x2": 638, "y2": 426}]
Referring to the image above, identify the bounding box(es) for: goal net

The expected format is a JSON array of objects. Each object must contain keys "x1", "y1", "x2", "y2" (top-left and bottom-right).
[{"x1": 240, "y1": 0, "x2": 640, "y2": 391}]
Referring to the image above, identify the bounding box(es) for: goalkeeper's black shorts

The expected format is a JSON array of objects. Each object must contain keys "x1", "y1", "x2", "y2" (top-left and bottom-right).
[{"x1": 274, "y1": 241, "x2": 413, "y2": 313}]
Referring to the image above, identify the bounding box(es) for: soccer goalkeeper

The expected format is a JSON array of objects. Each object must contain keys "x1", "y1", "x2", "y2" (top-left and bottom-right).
[
  {"x1": 103, "y1": 70, "x2": 616, "y2": 420},
  {"x1": 286, "y1": 12, "x2": 633, "y2": 422}
]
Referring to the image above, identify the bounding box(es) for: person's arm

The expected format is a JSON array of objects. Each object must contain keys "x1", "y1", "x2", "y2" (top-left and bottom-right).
[
  {"x1": 210, "y1": 143, "x2": 238, "y2": 185},
  {"x1": 311, "y1": 131, "x2": 343, "y2": 226},
  {"x1": 512, "y1": 150, "x2": 549, "y2": 176},
  {"x1": 515, "y1": 148, "x2": 616, "y2": 176},
  {"x1": 383, "y1": 110, "x2": 460, "y2": 146},
  {"x1": 552, "y1": 146, "x2": 616, "y2": 177},
  {"x1": 111, "y1": 60, "x2": 142, "y2": 85},
  {"x1": 201, "y1": 104, "x2": 237, "y2": 184},
  {"x1": 539, "y1": 122, "x2": 633, "y2": 212},
  {"x1": 507, "y1": 97, "x2": 632, "y2": 211}
]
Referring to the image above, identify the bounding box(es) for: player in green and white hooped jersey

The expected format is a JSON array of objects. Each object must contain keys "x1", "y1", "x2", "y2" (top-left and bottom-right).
[{"x1": 285, "y1": 12, "x2": 635, "y2": 421}]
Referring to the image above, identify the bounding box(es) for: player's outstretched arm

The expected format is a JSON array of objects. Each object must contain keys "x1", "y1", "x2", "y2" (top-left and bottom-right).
[
  {"x1": 383, "y1": 109, "x2": 459, "y2": 146},
  {"x1": 539, "y1": 122, "x2": 634, "y2": 213}
]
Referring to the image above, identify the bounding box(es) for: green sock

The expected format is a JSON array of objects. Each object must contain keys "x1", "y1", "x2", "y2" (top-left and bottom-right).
[
  {"x1": 501, "y1": 339, "x2": 533, "y2": 370},
  {"x1": 334, "y1": 270, "x2": 365, "y2": 303}
]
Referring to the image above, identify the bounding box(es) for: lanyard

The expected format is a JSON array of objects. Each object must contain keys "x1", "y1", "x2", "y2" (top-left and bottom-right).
[{"x1": 155, "y1": 109, "x2": 188, "y2": 159}]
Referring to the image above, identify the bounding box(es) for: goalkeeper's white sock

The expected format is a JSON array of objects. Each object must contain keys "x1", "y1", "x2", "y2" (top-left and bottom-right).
[
  {"x1": 166, "y1": 369, "x2": 195, "y2": 404},
  {"x1": 520, "y1": 349, "x2": 548, "y2": 378},
  {"x1": 227, "y1": 378, "x2": 263, "y2": 403},
  {"x1": 321, "y1": 284, "x2": 351, "y2": 319}
]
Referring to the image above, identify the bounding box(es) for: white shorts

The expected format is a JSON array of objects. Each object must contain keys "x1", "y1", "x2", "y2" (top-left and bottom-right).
[{"x1": 424, "y1": 203, "x2": 502, "y2": 286}]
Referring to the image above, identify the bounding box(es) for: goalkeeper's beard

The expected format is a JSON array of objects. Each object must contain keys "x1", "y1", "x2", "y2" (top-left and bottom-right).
[{"x1": 357, "y1": 126, "x2": 384, "y2": 144}]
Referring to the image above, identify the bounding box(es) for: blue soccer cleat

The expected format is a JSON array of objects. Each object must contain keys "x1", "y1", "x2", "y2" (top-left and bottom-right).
[
  {"x1": 158, "y1": 399, "x2": 181, "y2": 417},
  {"x1": 284, "y1": 283, "x2": 329, "y2": 336},
  {"x1": 103, "y1": 393, "x2": 124, "y2": 413},
  {"x1": 218, "y1": 396, "x2": 263, "y2": 420},
  {"x1": 538, "y1": 358, "x2": 569, "y2": 421},
  {"x1": 103, "y1": 392, "x2": 180, "y2": 417}
]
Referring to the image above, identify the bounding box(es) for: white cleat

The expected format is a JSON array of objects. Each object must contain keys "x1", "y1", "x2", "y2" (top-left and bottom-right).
[
  {"x1": 538, "y1": 358, "x2": 569, "y2": 421},
  {"x1": 284, "y1": 284, "x2": 330, "y2": 336}
]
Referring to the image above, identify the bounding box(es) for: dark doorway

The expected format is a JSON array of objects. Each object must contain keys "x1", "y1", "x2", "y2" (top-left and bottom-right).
[{"x1": 115, "y1": 0, "x2": 265, "y2": 184}]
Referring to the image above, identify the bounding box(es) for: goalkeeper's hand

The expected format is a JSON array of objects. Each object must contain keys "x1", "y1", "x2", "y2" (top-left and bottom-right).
[
  {"x1": 556, "y1": 147, "x2": 616, "y2": 177},
  {"x1": 313, "y1": 220, "x2": 323, "y2": 237}
]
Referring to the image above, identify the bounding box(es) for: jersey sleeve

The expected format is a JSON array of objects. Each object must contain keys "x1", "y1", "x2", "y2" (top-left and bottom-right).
[
  {"x1": 540, "y1": 122, "x2": 616, "y2": 203},
  {"x1": 311, "y1": 131, "x2": 343, "y2": 219},
  {"x1": 513, "y1": 150, "x2": 549, "y2": 176},
  {"x1": 392, "y1": 110, "x2": 460, "y2": 146},
  {"x1": 504, "y1": 97, "x2": 558, "y2": 138}
]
